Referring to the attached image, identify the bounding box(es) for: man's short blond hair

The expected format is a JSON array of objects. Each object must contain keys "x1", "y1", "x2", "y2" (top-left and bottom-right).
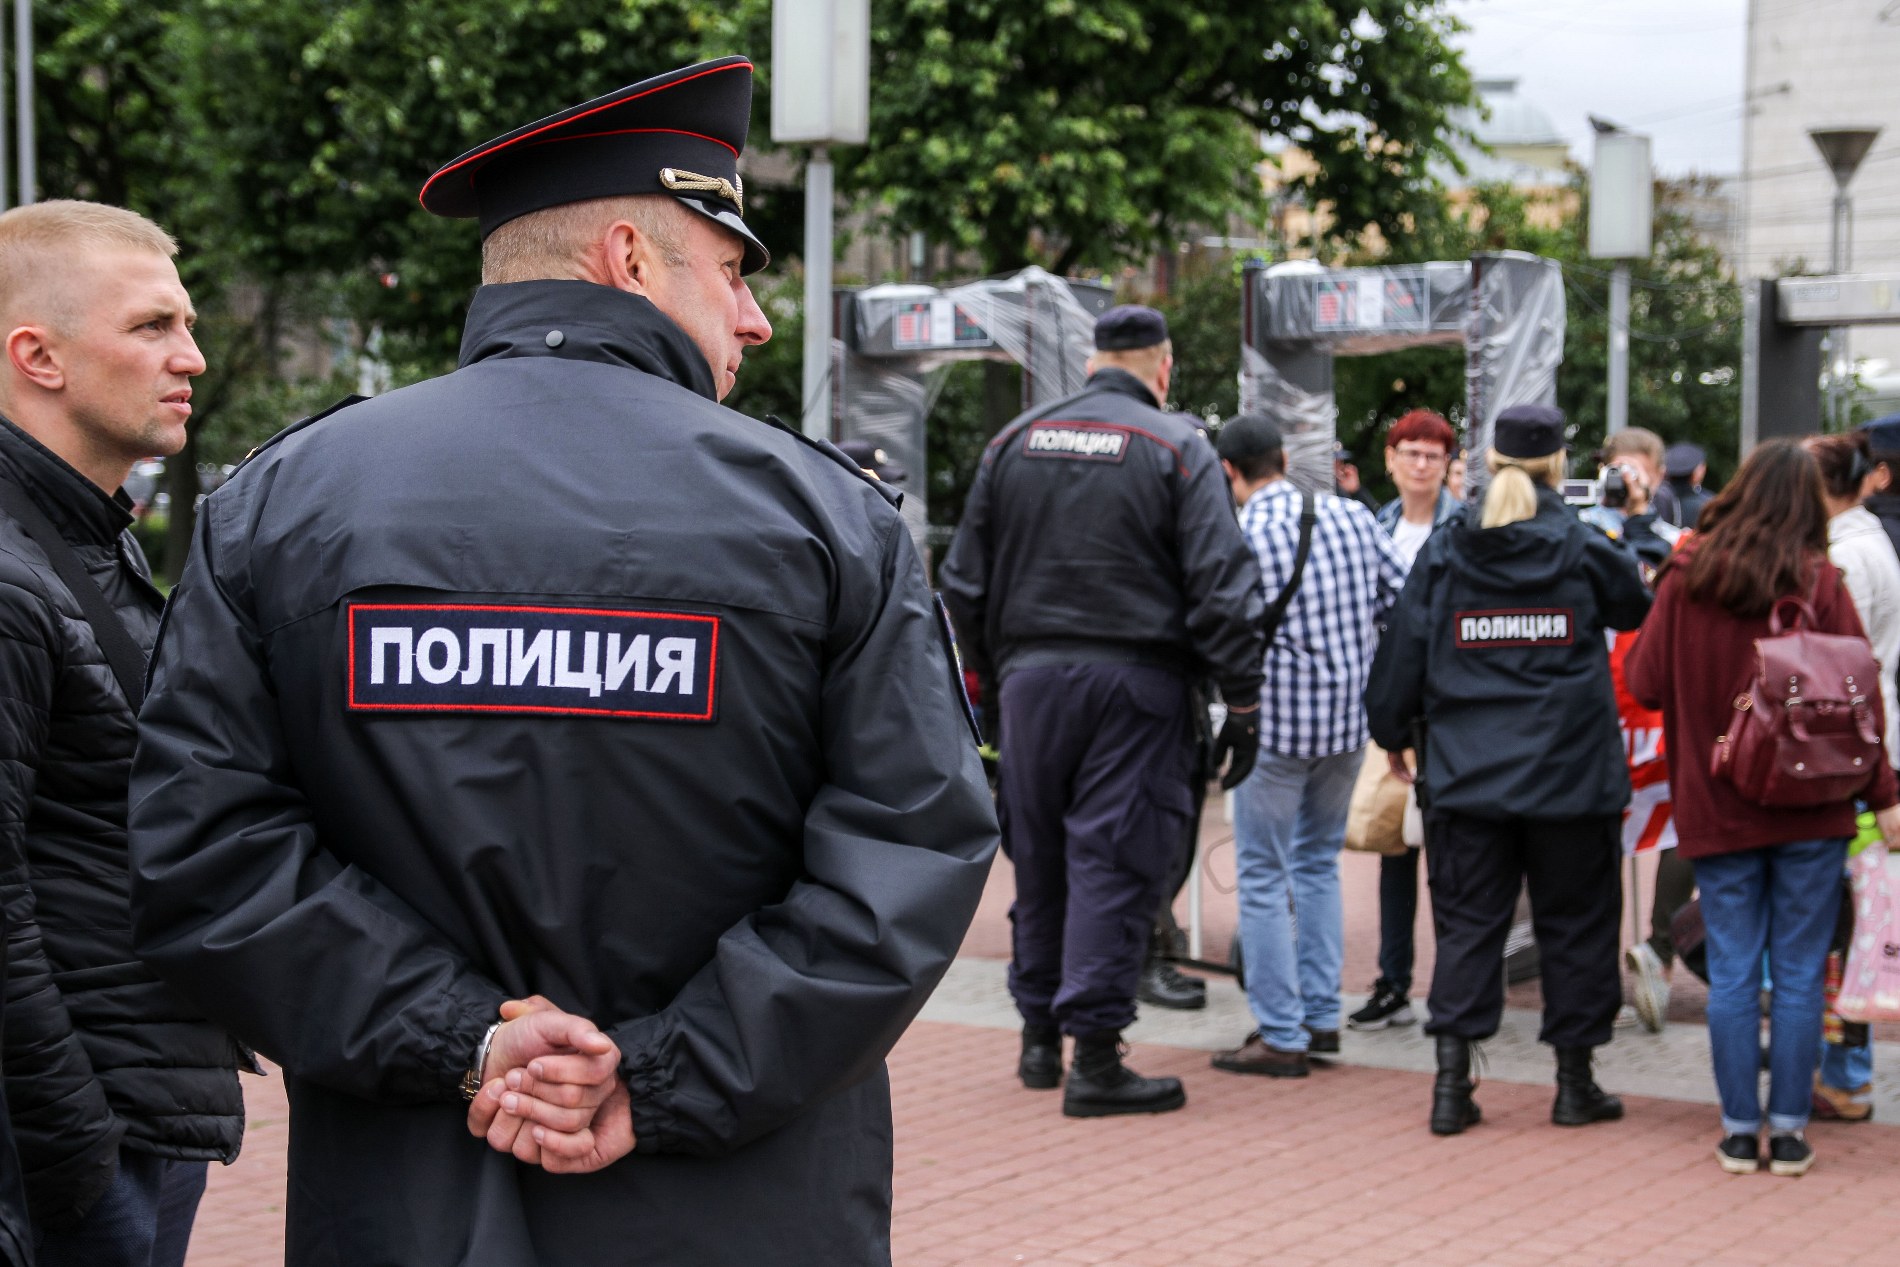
[
  {"x1": 481, "y1": 195, "x2": 690, "y2": 284},
  {"x1": 1091, "y1": 340, "x2": 1172, "y2": 379},
  {"x1": 0, "y1": 200, "x2": 178, "y2": 331},
  {"x1": 1601, "y1": 426, "x2": 1664, "y2": 472}
]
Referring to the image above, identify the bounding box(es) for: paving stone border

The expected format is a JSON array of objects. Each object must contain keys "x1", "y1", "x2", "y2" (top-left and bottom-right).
[{"x1": 922, "y1": 956, "x2": 1900, "y2": 1121}]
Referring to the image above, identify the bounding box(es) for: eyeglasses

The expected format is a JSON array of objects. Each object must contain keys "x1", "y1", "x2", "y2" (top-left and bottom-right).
[{"x1": 1391, "y1": 447, "x2": 1447, "y2": 466}]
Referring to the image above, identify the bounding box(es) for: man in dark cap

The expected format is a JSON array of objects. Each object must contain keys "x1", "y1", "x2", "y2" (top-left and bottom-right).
[
  {"x1": 125, "y1": 57, "x2": 997, "y2": 1266},
  {"x1": 1210, "y1": 414, "x2": 1408, "y2": 1080},
  {"x1": 1662, "y1": 441, "x2": 1711, "y2": 529},
  {"x1": 1861, "y1": 413, "x2": 1900, "y2": 558},
  {"x1": 939, "y1": 304, "x2": 1266, "y2": 1119}
]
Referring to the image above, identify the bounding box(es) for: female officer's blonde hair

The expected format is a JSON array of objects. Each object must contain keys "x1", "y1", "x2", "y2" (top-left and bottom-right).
[{"x1": 1481, "y1": 448, "x2": 1566, "y2": 528}]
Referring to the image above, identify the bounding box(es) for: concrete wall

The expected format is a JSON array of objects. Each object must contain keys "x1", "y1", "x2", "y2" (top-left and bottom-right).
[{"x1": 1743, "y1": 0, "x2": 1900, "y2": 369}]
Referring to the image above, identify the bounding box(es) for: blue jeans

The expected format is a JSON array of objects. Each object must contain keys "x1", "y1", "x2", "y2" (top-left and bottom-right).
[
  {"x1": 1232, "y1": 747, "x2": 1360, "y2": 1051},
  {"x1": 34, "y1": 1148, "x2": 207, "y2": 1267},
  {"x1": 1820, "y1": 1036, "x2": 1874, "y2": 1089},
  {"x1": 1694, "y1": 837, "x2": 1848, "y2": 1136}
]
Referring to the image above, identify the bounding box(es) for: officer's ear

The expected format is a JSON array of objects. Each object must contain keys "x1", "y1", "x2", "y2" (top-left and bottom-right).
[
  {"x1": 4, "y1": 324, "x2": 65, "y2": 394},
  {"x1": 603, "y1": 219, "x2": 664, "y2": 297}
]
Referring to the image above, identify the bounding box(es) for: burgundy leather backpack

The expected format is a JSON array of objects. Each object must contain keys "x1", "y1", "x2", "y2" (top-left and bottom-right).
[{"x1": 1711, "y1": 595, "x2": 1884, "y2": 808}]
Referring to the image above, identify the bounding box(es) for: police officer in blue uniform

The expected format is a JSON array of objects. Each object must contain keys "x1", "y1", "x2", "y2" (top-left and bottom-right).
[
  {"x1": 939, "y1": 306, "x2": 1265, "y2": 1118},
  {"x1": 126, "y1": 57, "x2": 998, "y2": 1267},
  {"x1": 1365, "y1": 405, "x2": 1650, "y2": 1137}
]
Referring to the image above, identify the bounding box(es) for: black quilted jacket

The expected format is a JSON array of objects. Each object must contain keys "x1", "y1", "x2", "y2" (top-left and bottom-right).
[{"x1": 0, "y1": 417, "x2": 243, "y2": 1231}]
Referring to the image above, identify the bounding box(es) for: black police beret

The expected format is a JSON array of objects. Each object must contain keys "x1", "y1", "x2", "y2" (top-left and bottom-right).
[
  {"x1": 1663, "y1": 441, "x2": 1706, "y2": 478},
  {"x1": 1863, "y1": 412, "x2": 1900, "y2": 458},
  {"x1": 419, "y1": 56, "x2": 769, "y2": 275},
  {"x1": 1493, "y1": 404, "x2": 1565, "y2": 459},
  {"x1": 1094, "y1": 305, "x2": 1169, "y2": 351},
  {"x1": 1216, "y1": 413, "x2": 1283, "y2": 464}
]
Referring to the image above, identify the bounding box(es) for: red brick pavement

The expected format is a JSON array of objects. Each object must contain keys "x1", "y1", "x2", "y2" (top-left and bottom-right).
[
  {"x1": 192, "y1": 1026, "x2": 1899, "y2": 1266},
  {"x1": 889, "y1": 1023, "x2": 1900, "y2": 1267},
  {"x1": 187, "y1": 802, "x2": 1898, "y2": 1264}
]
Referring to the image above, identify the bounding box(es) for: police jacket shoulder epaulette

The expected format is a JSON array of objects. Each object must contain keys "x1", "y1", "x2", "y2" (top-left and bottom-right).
[
  {"x1": 231, "y1": 395, "x2": 370, "y2": 477},
  {"x1": 763, "y1": 415, "x2": 903, "y2": 510}
]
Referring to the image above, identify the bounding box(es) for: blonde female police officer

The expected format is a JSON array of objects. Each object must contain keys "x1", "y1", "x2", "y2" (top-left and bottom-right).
[{"x1": 1365, "y1": 404, "x2": 1650, "y2": 1136}]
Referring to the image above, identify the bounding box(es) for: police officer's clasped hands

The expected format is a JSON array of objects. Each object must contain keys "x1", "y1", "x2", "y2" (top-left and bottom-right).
[{"x1": 465, "y1": 995, "x2": 634, "y2": 1173}]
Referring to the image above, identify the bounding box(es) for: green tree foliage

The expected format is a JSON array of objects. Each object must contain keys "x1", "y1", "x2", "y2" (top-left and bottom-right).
[
  {"x1": 170, "y1": 0, "x2": 764, "y2": 368},
  {"x1": 20, "y1": 0, "x2": 1482, "y2": 563},
  {"x1": 843, "y1": 0, "x2": 1473, "y2": 274},
  {"x1": 25, "y1": 1, "x2": 359, "y2": 573}
]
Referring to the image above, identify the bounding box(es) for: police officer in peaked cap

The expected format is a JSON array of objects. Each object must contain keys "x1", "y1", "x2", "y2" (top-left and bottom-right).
[
  {"x1": 938, "y1": 304, "x2": 1266, "y2": 1119},
  {"x1": 1365, "y1": 404, "x2": 1650, "y2": 1138},
  {"x1": 126, "y1": 57, "x2": 998, "y2": 1266}
]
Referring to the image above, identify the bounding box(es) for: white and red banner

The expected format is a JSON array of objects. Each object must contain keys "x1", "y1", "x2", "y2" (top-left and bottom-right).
[{"x1": 1610, "y1": 629, "x2": 1676, "y2": 855}]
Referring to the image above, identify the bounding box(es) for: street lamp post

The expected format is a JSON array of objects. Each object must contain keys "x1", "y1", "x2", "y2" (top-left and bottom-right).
[
  {"x1": 1808, "y1": 128, "x2": 1881, "y2": 429},
  {"x1": 12, "y1": 0, "x2": 29, "y2": 207},
  {"x1": 1588, "y1": 119, "x2": 1653, "y2": 438},
  {"x1": 772, "y1": 0, "x2": 870, "y2": 442}
]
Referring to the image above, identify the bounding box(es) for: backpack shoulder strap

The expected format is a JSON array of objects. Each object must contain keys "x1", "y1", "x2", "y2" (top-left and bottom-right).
[
  {"x1": 0, "y1": 478, "x2": 148, "y2": 710},
  {"x1": 1260, "y1": 490, "x2": 1318, "y2": 646}
]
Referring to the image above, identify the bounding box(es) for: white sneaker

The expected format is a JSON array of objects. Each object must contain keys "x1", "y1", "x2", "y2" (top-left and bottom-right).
[{"x1": 1624, "y1": 943, "x2": 1670, "y2": 1034}]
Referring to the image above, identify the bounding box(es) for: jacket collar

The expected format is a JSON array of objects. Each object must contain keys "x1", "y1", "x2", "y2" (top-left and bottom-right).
[
  {"x1": 458, "y1": 280, "x2": 718, "y2": 401},
  {"x1": 0, "y1": 415, "x2": 134, "y2": 549},
  {"x1": 1377, "y1": 486, "x2": 1460, "y2": 529},
  {"x1": 1084, "y1": 366, "x2": 1160, "y2": 409}
]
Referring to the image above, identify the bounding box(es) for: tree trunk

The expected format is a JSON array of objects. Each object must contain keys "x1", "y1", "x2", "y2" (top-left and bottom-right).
[{"x1": 160, "y1": 428, "x2": 199, "y2": 585}]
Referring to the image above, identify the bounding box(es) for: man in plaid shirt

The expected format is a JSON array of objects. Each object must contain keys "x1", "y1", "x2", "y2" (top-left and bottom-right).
[{"x1": 1211, "y1": 414, "x2": 1410, "y2": 1078}]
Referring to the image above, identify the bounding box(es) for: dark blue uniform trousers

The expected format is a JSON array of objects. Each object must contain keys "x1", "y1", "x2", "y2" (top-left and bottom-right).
[
  {"x1": 999, "y1": 663, "x2": 1195, "y2": 1035},
  {"x1": 1423, "y1": 811, "x2": 1623, "y2": 1050}
]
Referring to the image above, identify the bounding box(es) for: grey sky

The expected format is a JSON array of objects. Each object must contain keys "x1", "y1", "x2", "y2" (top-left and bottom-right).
[{"x1": 1447, "y1": 0, "x2": 1747, "y2": 176}]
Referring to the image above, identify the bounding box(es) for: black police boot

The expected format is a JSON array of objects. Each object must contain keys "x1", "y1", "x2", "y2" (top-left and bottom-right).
[
  {"x1": 1430, "y1": 1034, "x2": 1482, "y2": 1136},
  {"x1": 1136, "y1": 956, "x2": 1207, "y2": 1011},
  {"x1": 1019, "y1": 1025, "x2": 1062, "y2": 1090},
  {"x1": 1551, "y1": 1046, "x2": 1623, "y2": 1126},
  {"x1": 1062, "y1": 1031, "x2": 1186, "y2": 1118}
]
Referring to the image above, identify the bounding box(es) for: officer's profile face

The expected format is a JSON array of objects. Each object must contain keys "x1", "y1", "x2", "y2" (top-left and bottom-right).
[
  {"x1": 639, "y1": 214, "x2": 772, "y2": 401},
  {"x1": 21, "y1": 248, "x2": 202, "y2": 466}
]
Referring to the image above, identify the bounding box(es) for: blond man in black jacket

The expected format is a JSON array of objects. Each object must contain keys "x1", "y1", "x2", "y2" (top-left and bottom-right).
[{"x1": 0, "y1": 201, "x2": 242, "y2": 1265}]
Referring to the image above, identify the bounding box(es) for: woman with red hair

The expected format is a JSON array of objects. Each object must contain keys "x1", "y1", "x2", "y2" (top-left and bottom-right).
[{"x1": 1352, "y1": 409, "x2": 1461, "y2": 1032}]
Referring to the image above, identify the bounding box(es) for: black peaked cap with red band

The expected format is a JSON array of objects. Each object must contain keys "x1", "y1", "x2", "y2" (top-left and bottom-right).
[{"x1": 419, "y1": 55, "x2": 769, "y2": 275}]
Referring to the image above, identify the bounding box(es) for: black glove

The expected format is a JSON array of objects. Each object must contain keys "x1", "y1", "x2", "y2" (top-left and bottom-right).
[{"x1": 1212, "y1": 706, "x2": 1260, "y2": 791}]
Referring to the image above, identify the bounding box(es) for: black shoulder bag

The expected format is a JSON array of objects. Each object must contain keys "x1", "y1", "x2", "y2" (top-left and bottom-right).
[
  {"x1": 0, "y1": 479, "x2": 148, "y2": 711},
  {"x1": 1259, "y1": 490, "x2": 1317, "y2": 648}
]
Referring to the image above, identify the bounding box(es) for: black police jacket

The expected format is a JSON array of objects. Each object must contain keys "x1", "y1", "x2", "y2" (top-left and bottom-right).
[
  {"x1": 128, "y1": 281, "x2": 999, "y2": 1266},
  {"x1": 1364, "y1": 488, "x2": 1652, "y2": 819},
  {"x1": 937, "y1": 369, "x2": 1265, "y2": 699},
  {"x1": 0, "y1": 420, "x2": 243, "y2": 1234}
]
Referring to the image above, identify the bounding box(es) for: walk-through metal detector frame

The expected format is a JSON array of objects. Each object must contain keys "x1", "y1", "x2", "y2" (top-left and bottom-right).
[
  {"x1": 1241, "y1": 251, "x2": 1567, "y2": 495},
  {"x1": 1741, "y1": 272, "x2": 1900, "y2": 447},
  {"x1": 831, "y1": 267, "x2": 1113, "y2": 544}
]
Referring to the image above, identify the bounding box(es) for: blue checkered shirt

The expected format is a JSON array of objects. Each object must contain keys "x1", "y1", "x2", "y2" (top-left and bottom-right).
[{"x1": 1238, "y1": 479, "x2": 1409, "y2": 758}]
